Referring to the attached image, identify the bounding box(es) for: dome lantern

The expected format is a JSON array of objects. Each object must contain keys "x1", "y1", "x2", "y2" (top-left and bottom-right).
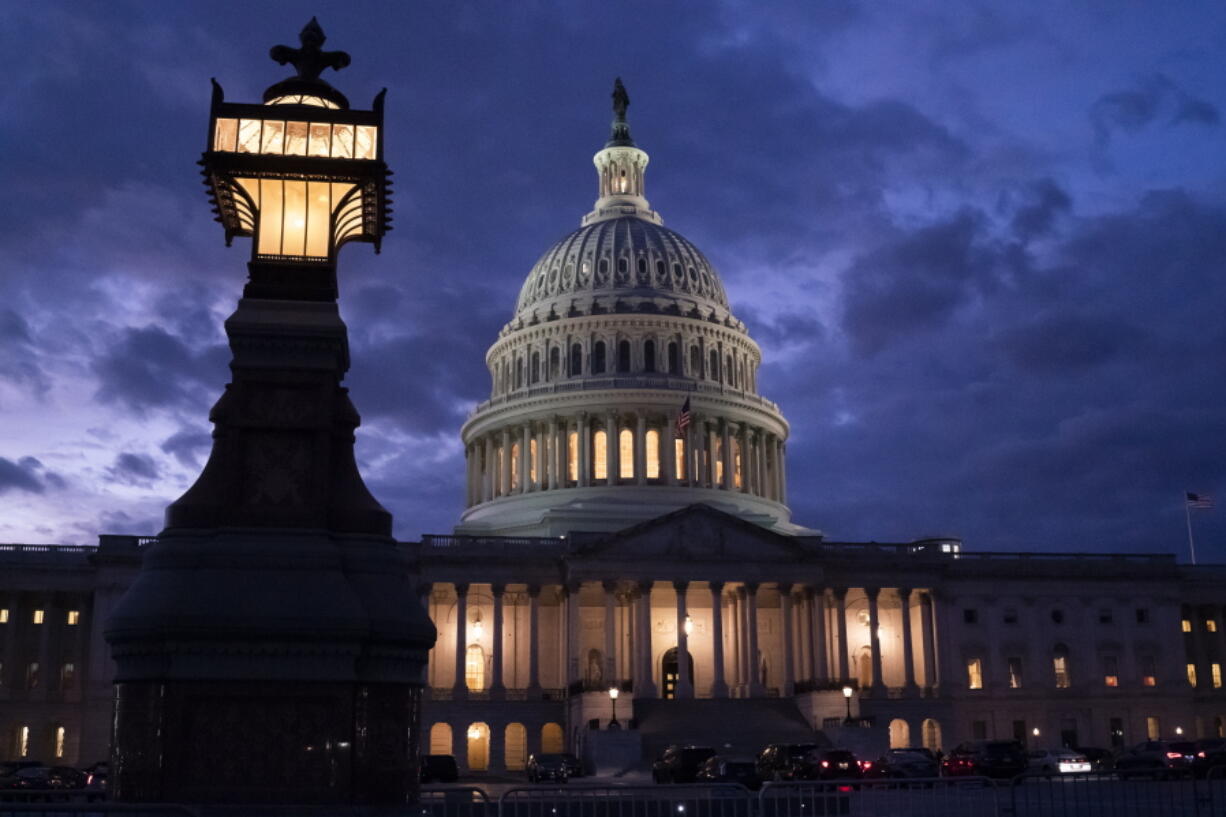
[{"x1": 583, "y1": 78, "x2": 661, "y2": 227}]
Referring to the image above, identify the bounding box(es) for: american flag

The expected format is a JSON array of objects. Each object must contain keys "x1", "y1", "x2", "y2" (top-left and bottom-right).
[
  {"x1": 675, "y1": 397, "x2": 692, "y2": 438},
  {"x1": 1187, "y1": 492, "x2": 1214, "y2": 509}
]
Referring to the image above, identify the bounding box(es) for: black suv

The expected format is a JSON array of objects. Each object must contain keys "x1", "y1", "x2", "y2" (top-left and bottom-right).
[
  {"x1": 756, "y1": 743, "x2": 819, "y2": 782},
  {"x1": 941, "y1": 740, "x2": 1027, "y2": 779},
  {"x1": 419, "y1": 754, "x2": 459, "y2": 784},
  {"x1": 652, "y1": 745, "x2": 716, "y2": 783}
]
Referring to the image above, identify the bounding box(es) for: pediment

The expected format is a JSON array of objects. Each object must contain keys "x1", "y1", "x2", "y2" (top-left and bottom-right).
[{"x1": 571, "y1": 504, "x2": 808, "y2": 563}]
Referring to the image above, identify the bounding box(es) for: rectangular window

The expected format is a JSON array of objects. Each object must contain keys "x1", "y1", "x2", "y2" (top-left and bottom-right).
[
  {"x1": 963, "y1": 609, "x2": 978, "y2": 624},
  {"x1": 1147, "y1": 716, "x2": 1161, "y2": 741},
  {"x1": 54, "y1": 726, "x2": 65, "y2": 759},
  {"x1": 567, "y1": 431, "x2": 578, "y2": 482},
  {"x1": 528, "y1": 438, "x2": 538, "y2": 486},
  {"x1": 1104, "y1": 655, "x2": 1119, "y2": 687},
  {"x1": 646, "y1": 429, "x2": 660, "y2": 479},
  {"x1": 1141, "y1": 655, "x2": 1157, "y2": 687},
  {"x1": 1099, "y1": 608, "x2": 1113, "y2": 624},
  {"x1": 1008, "y1": 657, "x2": 1023, "y2": 689},
  {"x1": 1208, "y1": 620, "x2": 1219, "y2": 633},
  {"x1": 619, "y1": 429, "x2": 634, "y2": 479},
  {"x1": 674, "y1": 438, "x2": 686, "y2": 480},
  {"x1": 26, "y1": 662, "x2": 39, "y2": 690},
  {"x1": 593, "y1": 430, "x2": 608, "y2": 480},
  {"x1": 1003, "y1": 608, "x2": 1018, "y2": 625},
  {"x1": 1214, "y1": 664, "x2": 1223, "y2": 689},
  {"x1": 732, "y1": 438, "x2": 743, "y2": 489},
  {"x1": 18, "y1": 725, "x2": 29, "y2": 758},
  {"x1": 213, "y1": 117, "x2": 238, "y2": 151},
  {"x1": 972, "y1": 720, "x2": 987, "y2": 740},
  {"x1": 1187, "y1": 663, "x2": 1198, "y2": 687},
  {"x1": 967, "y1": 658, "x2": 983, "y2": 690},
  {"x1": 285, "y1": 121, "x2": 309, "y2": 155},
  {"x1": 66, "y1": 610, "x2": 79, "y2": 626},
  {"x1": 1053, "y1": 655, "x2": 1070, "y2": 688},
  {"x1": 60, "y1": 663, "x2": 75, "y2": 690},
  {"x1": 0, "y1": 608, "x2": 7, "y2": 623},
  {"x1": 714, "y1": 436, "x2": 724, "y2": 484},
  {"x1": 1183, "y1": 619, "x2": 1193, "y2": 633},
  {"x1": 32, "y1": 610, "x2": 44, "y2": 625},
  {"x1": 1136, "y1": 608, "x2": 1150, "y2": 624}
]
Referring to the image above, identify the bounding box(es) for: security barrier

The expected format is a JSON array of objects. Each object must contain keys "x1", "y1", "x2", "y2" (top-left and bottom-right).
[
  {"x1": 760, "y1": 777, "x2": 998, "y2": 817},
  {"x1": 500, "y1": 783, "x2": 753, "y2": 817},
  {"x1": 420, "y1": 786, "x2": 495, "y2": 817}
]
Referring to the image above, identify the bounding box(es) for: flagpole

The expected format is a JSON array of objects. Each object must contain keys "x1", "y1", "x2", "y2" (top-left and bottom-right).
[{"x1": 1185, "y1": 496, "x2": 1198, "y2": 566}]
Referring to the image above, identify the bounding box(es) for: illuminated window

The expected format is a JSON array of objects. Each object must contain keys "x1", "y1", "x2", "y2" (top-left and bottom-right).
[
  {"x1": 465, "y1": 644, "x2": 486, "y2": 691},
  {"x1": 510, "y1": 443, "x2": 520, "y2": 492},
  {"x1": 619, "y1": 429, "x2": 634, "y2": 479},
  {"x1": 1188, "y1": 663, "x2": 1198, "y2": 687},
  {"x1": 529, "y1": 438, "x2": 537, "y2": 486},
  {"x1": 1008, "y1": 657, "x2": 1022, "y2": 689},
  {"x1": 1213, "y1": 664, "x2": 1222, "y2": 689},
  {"x1": 714, "y1": 436, "x2": 724, "y2": 484},
  {"x1": 674, "y1": 438, "x2": 686, "y2": 480},
  {"x1": 495, "y1": 447, "x2": 504, "y2": 495},
  {"x1": 1208, "y1": 620, "x2": 1218, "y2": 633},
  {"x1": 18, "y1": 725, "x2": 29, "y2": 758},
  {"x1": 1146, "y1": 716, "x2": 1160, "y2": 740},
  {"x1": 54, "y1": 727, "x2": 65, "y2": 759},
  {"x1": 26, "y1": 662, "x2": 39, "y2": 690},
  {"x1": 645, "y1": 429, "x2": 660, "y2": 479},
  {"x1": 593, "y1": 430, "x2": 608, "y2": 480},
  {"x1": 60, "y1": 663, "x2": 75, "y2": 691},
  {"x1": 567, "y1": 431, "x2": 578, "y2": 482},
  {"x1": 732, "y1": 438, "x2": 743, "y2": 489},
  {"x1": 32, "y1": 610, "x2": 44, "y2": 625},
  {"x1": 1053, "y1": 647, "x2": 1070, "y2": 688},
  {"x1": 1183, "y1": 619, "x2": 1193, "y2": 633},
  {"x1": 66, "y1": 610, "x2": 79, "y2": 626},
  {"x1": 1141, "y1": 655, "x2": 1157, "y2": 687},
  {"x1": 1104, "y1": 655, "x2": 1119, "y2": 687},
  {"x1": 0, "y1": 609, "x2": 8, "y2": 623},
  {"x1": 966, "y1": 658, "x2": 983, "y2": 690}
]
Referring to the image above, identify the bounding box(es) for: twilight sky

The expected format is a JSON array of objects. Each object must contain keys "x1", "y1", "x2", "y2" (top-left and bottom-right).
[{"x1": 2, "y1": 1, "x2": 1224, "y2": 558}]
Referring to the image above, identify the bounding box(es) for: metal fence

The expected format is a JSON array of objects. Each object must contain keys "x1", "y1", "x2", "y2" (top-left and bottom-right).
[{"x1": 501, "y1": 784, "x2": 752, "y2": 817}]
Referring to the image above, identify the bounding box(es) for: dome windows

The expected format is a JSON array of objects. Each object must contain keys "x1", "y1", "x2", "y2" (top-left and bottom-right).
[
  {"x1": 592, "y1": 342, "x2": 607, "y2": 374},
  {"x1": 643, "y1": 340, "x2": 656, "y2": 373},
  {"x1": 570, "y1": 343, "x2": 583, "y2": 376},
  {"x1": 617, "y1": 341, "x2": 631, "y2": 373}
]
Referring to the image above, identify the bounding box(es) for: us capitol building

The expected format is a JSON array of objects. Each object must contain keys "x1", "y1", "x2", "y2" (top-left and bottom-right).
[{"x1": 3, "y1": 81, "x2": 1226, "y2": 775}]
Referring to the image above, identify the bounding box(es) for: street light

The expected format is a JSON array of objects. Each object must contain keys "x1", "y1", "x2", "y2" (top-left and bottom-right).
[
  {"x1": 842, "y1": 685, "x2": 854, "y2": 724},
  {"x1": 608, "y1": 686, "x2": 620, "y2": 728}
]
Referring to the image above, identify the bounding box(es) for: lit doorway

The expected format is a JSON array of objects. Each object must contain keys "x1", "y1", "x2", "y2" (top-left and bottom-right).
[
  {"x1": 662, "y1": 647, "x2": 693, "y2": 699},
  {"x1": 466, "y1": 722, "x2": 490, "y2": 771}
]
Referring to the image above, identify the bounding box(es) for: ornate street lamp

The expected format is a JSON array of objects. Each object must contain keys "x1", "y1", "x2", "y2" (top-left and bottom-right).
[
  {"x1": 842, "y1": 685, "x2": 854, "y2": 724},
  {"x1": 608, "y1": 685, "x2": 621, "y2": 728},
  {"x1": 105, "y1": 20, "x2": 434, "y2": 807}
]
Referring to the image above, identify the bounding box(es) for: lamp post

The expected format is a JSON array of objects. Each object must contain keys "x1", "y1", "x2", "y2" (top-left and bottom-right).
[
  {"x1": 842, "y1": 685, "x2": 854, "y2": 724},
  {"x1": 105, "y1": 19, "x2": 434, "y2": 807},
  {"x1": 608, "y1": 685, "x2": 621, "y2": 728}
]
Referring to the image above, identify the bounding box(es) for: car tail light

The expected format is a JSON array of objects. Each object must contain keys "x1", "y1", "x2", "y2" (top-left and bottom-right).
[
  {"x1": 820, "y1": 760, "x2": 830, "y2": 768},
  {"x1": 1198, "y1": 751, "x2": 1207, "y2": 758},
  {"x1": 1166, "y1": 752, "x2": 1182, "y2": 760},
  {"x1": 859, "y1": 761, "x2": 872, "y2": 770},
  {"x1": 86, "y1": 774, "x2": 93, "y2": 786}
]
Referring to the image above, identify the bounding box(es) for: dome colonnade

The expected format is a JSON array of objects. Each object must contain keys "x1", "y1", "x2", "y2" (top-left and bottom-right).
[{"x1": 457, "y1": 80, "x2": 792, "y2": 536}]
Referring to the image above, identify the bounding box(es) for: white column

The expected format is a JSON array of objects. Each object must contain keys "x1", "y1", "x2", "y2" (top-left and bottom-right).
[
  {"x1": 500, "y1": 429, "x2": 512, "y2": 496},
  {"x1": 453, "y1": 583, "x2": 469, "y2": 699},
  {"x1": 900, "y1": 587, "x2": 918, "y2": 693},
  {"x1": 797, "y1": 588, "x2": 812, "y2": 683},
  {"x1": 482, "y1": 436, "x2": 494, "y2": 501},
  {"x1": 745, "y1": 582, "x2": 763, "y2": 695},
  {"x1": 834, "y1": 587, "x2": 850, "y2": 681},
  {"x1": 868, "y1": 587, "x2": 885, "y2": 696},
  {"x1": 920, "y1": 591, "x2": 937, "y2": 691},
  {"x1": 674, "y1": 581, "x2": 693, "y2": 698},
  {"x1": 813, "y1": 587, "x2": 829, "y2": 682},
  {"x1": 738, "y1": 423, "x2": 750, "y2": 493},
  {"x1": 635, "y1": 581, "x2": 657, "y2": 697},
  {"x1": 566, "y1": 582, "x2": 581, "y2": 685},
  {"x1": 603, "y1": 581, "x2": 617, "y2": 683},
  {"x1": 605, "y1": 411, "x2": 618, "y2": 483},
  {"x1": 635, "y1": 414, "x2": 647, "y2": 485},
  {"x1": 777, "y1": 439, "x2": 788, "y2": 503},
  {"x1": 491, "y1": 584, "x2": 506, "y2": 695},
  {"x1": 721, "y1": 421, "x2": 734, "y2": 490},
  {"x1": 780, "y1": 583, "x2": 795, "y2": 695},
  {"x1": 549, "y1": 418, "x2": 561, "y2": 490},
  {"x1": 579, "y1": 413, "x2": 591, "y2": 487},
  {"x1": 710, "y1": 581, "x2": 728, "y2": 697},
  {"x1": 519, "y1": 423, "x2": 530, "y2": 493},
  {"x1": 736, "y1": 587, "x2": 750, "y2": 693},
  {"x1": 527, "y1": 585, "x2": 541, "y2": 692}
]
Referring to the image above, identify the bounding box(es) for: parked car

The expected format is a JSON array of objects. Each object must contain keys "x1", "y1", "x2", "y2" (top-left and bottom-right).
[
  {"x1": 1072, "y1": 747, "x2": 1115, "y2": 772},
  {"x1": 1115, "y1": 741, "x2": 1197, "y2": 778},
  {"x1": 0, "y1": 765, "x2": 84, "y2": 793},
  {"x1": 557, "y1": 753, "x2": 584, "y2": 778},
  {"x1": 526, "y1": 754, "x2": 570, "y2": 784},
  {"x1": 419, "y1": 754, "x2": 459, "y2": 784},
  {"x1": 802, "y1": 749, "x2": 863, "y2": 781},
  {"x1": 941, "y1": 740, "x2": 1027, "y2": 779},
  {"x1": 874, "y1": 748, "x2": 939, "y2": 779},
  {"x1": 652, "y1": 745, "x2": 716, "y2": 784},
  {"x1": 695, "y1": 755, "x2": 761, "y2": 790},
  {"x1": 1193, "y1": 738, "x2": 1226, "y2": 778},
  {"x1": 1027, "y1": 749, "x2": 1092, "y2": 774},
  {"x1": 756, "y1": 743, "x2": 819, "y2": 782}
]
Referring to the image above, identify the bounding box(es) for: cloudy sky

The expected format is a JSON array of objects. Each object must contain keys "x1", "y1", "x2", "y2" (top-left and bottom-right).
[{"x1": 2, "y1": 1, "x2": 1224, "y2": 558}]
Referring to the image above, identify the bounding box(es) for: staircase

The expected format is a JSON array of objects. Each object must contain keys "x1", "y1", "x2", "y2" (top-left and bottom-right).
[{"x1": 633, "y1": 697, "x2": 827, "y2": 761}]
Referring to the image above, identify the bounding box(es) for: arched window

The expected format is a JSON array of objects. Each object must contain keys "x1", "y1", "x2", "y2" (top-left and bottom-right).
[
  {"x1": 541, "y1": 722, "x2": 564, "y2": 754},
  {"x1": 586, "y1": 648, "x2": 605, "y2": 684},
  {"x1": 644, "y1": 340, "x2": 656, "y2": 372},
  {"x1": 646, "y1": 429, "x2": 661, "y2": 479},
  {"x1": 570, "y1": 343, "x2": 583, "y2": 376},
  {"x1": 667, "y1": 342, "x2": 680, "y2": 375},
  {"x1": 515, "y1": 357, "x2": 524, "y2": 389},
  {"x1": 549, "y1": 347, "x2": 560, "y2": 379},
  {"x1": 465, "y1": 644, "x2": 486, "y2": 691},
  {"x1": 509, "y1": 443, "x2": 520, "y2": 492},
  {"x1": 567, "y1": 430, "x2": 578, "y2": 482},
  {"x1": 710, "y1": 350, "x2": 720, "y2": 381},
  {"x1": 617, "y1": 340, "x2": 631, "y2": 373},
  {"x1": 619, "y1": 428, "x2": 634, "y2": 479},
  {"x1": 1053, "y1": 644, "x2": 1071, "y2": 688},
  {"x1": 593, "y1": 342, "x2": 606, "y2": 374},
  {"x1": 466, "y1": 722, "x2": 490, "y2": 771},
  {"x1": 505, "y1": 723, "x2": 528, "y2": 771},
  {"x1": 429, "y1": 723, "x2": 452, "y2": 756},
  {"x1": 922, "y1": 719, "x2": 942, "y2": 752},
  {"x1": 726, "y1": 355, "x2": 734, "y2": 387},
  {"x1": 889, "y1": 719, "x2": 910, "y2": 749},
  {"x1": 732, "y1": 438, "x2": 743, "y2": 489},
  {"x1": 674, "y1": 437, "x2": 686, "y2": 480},
  {"x1": 531, "y1": 351, "x2": 541, "y2": 384},
  {"x1": 593, "y1": 430, "x2": 608, "y2": 480}
]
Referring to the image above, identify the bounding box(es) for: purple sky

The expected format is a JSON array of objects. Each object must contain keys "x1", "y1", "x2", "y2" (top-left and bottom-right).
[{"x1": 2, "y1": 2, "x2": 1224, "y2": 558}]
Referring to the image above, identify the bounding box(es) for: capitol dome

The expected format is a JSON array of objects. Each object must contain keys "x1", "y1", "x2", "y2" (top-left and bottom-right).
[{"x1": 456, "y1": 80, "x2": 797, "y2": 537}]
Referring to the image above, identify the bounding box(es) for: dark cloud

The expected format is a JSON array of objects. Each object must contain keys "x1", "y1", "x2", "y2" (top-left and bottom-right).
[
  {"x1": 106, "y1": 452, "x2": 161, "y2": 487},
  {"x1": 0, "y1": 457, "x2": 46, "y2": 495},
  {"x1": 160, "y1": 427, "x2": 213, "y2": 469},
  {"x1": 1091, "y1": 74, "x2": 1220, "y2": 148},
  {"x1": 91, "y1": 325, "x2": 227, "y2": 414},
  {"x1": 1010, "y1": 179, "x2": 1071, "y2": 240}
]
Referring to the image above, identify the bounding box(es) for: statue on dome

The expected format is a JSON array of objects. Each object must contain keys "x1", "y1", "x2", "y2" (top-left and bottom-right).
[
  {"x1": 612, "y1": 77, "x2": 630, "y2": 121},
  {"x1": 270, "y1": 17, "x2": 351, "y2": 80}
]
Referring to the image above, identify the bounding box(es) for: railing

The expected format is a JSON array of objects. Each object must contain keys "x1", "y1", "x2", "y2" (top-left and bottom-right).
[
  {"x1": 566, "y1": 679, "x2": 633, "y2": 696},
  {"x1": 422, "y1": 535, "x2": 564, "y2": 549},
  {"x1": 469, "y1": 376, "x2": 783, "y2": 418},
  {"x1": 420, "y1": 786, "x2": 493, "y2": 817},
  {"x1": 428, "y1": 687, "x2": 567, "y2": 703}
]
